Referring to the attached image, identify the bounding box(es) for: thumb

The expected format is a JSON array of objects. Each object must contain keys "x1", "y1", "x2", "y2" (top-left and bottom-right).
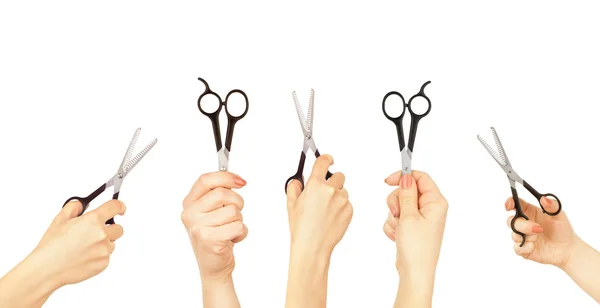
[
  {"x1": 286, "y1": 179, "x2": 302, "y2": 207},
  {"x1": 398, "y1": 174, "x2": 419, "y2": 217},
  {"x1": 55, "y1": 200, "x2": 84, "y2": 223}
]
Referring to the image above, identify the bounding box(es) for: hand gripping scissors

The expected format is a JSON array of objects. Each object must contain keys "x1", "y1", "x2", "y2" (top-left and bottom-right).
[
  {"x1": 382, "y1": 81, "x2": 432, "y2": 175},
  {"x1": 63, "y1": 128, "x2": 157, "y2": 225},
  {"x1": 478, "y1": 127, "x2": 562, "y2": 246},
  {"x1": 284, "y1": 89, "x2": 333, "y2": 193},
  {"x1": 197, "y1": 77, "x2": 249, "y2": 171}
]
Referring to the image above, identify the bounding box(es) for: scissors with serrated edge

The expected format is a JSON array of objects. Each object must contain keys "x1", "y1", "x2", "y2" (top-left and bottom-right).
[
  {"x1": 63, "y1": 128, "x2": 157, "y2": 225},
  {"x1": 197, "y1": 77, "x2": 249, "y2": 172},
  {"x1": 382, "y1": 81, "x2": 432, "y2": 176},
  {"x1": 284, "y1": 89, "x2": 333, "y2": 193},
  {"x1": 478, "y1": 127, "x2": 562, "y2": 246}
]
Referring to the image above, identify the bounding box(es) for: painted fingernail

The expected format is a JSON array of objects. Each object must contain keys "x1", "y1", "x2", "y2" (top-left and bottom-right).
[
  {"x1": 542, "y1": 197, "x2": 552, "y2": 207},
  {"x1": 234, "y1": 177, "x2": 247, "y2": 186},
  {"x1": 390, "y1": 206, "x2": 397, "y2": 217},
  {"x1": 505, "y1": 200, "x2": 509, "y2": 210},
  {"x1": 401, "y1": 174, "x2": 412, "y2": 189},
  {"x1": 532, "y1": 225, "x2": 544, "y2": 233}
]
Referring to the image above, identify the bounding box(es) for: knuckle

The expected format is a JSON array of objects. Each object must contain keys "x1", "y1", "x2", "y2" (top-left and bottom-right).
[
  {"x1": 224, "y1": 205, "x2": 238, "y2": 220},
  {"x1": 213, "y1": 187, "x2": 229, "y2": 199},
  {"x1": 180, "y1": 210, "x2": 193, "y2": 227}
]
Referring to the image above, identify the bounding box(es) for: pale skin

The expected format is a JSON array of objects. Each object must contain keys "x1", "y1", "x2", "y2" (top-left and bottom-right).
[
  {"x1": 506, "y1": 196, "x2": 600, "y2": 303},
  {"x1": 383, "y1": 170, "x2": 448, "y2": 308},
  {"x1": 0, "y1": 200, "x2": 126, "y2": 308},
  {"x1": 181, "y1": 171, "x2": 249, "y2": 308},
  {"x1": 285, "y1": 154, "x2": 353, "y2": 308}
]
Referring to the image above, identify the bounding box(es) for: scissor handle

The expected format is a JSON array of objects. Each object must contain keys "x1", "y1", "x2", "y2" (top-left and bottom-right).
[
  {"x1": 197, "y1": 78, "x2": 224, "y2": 152},
  {"x1": 406, "y1": 81, "x2": 432, "y2": 151},
  {"x1": 62, "y1": 183, "x2": 115, "y2": 225},
  {"x1": 510, "y1": 187, "x2": 530, "y2": 247},
  {"x1": 284, "y1": 151, "x2": 333, "y2": 194},
  {"x1": 223, "y1": 89, "x2": 249, "y2": 151},
  {"x1": 523, "y1": 180, "x2": 562, "y2": 216},
  {"x1": 382, "y1": 91, "x2": 407, "y2": 151}
]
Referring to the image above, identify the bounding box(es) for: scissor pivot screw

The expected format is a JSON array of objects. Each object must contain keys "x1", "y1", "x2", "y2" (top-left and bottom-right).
[
  {"x1": 118, "y1": 173, "x2": 124, "y2": 179},
  {"x1": 220, "y1": 166, "x2": 227, "y2": 171}
]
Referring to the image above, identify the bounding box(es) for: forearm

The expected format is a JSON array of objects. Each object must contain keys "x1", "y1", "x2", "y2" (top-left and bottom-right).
[
  {"x1": 561, "y1": 238, "x2": 600, "y2": 303},
  {"x1": 201, "y1": 276, "x2": 241, "y2": 308},
  {"x1": 394, "y1": 272, "x2": 435, "y2": 308},
  {"x1": 285, "y1": 247, "x2": 331, "y2": 308},
  {"x1": 0, "y1": 252, "x2": 59, "y2": 308}
]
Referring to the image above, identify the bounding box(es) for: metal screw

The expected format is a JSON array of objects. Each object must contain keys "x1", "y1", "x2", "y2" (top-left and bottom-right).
[{"x1": 118, "y1": 173, "x2": 124, "y2": 179}]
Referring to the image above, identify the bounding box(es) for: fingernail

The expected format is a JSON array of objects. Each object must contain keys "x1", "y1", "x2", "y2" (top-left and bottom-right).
[
  {"x1": 532, "y1": 225, "x2": 544, "y2": 233},
  {"x1": 504, "y1": 200, "x2": 509, "y2": 210},
  {"x1": 234, "y1": 177, "x2": 247, "y2": 186},
  {"x1": 542, "y1": 197, "x2": 552, "y2": 207},
  {"x1": 401, "y1": 174, "x2": 412, "y2": 189},
  {"x1": 391, "y1": 207, "x2": 397, "y2": 217}
]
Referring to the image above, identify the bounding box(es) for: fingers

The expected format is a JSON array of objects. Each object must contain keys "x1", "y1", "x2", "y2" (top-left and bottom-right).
[
  {"x1": 200, "y1": 205, "x2": 243, "y2": 227},
  {"x1": 385, "y1": 170, "x2": 441, "y2": 196},
  {"x1": 506, "y1": 215, "x2": 544, "y2": 235},
  {"x1": 56, "y1": 200, "x2": 84, "y2": 223},
  {"x1": 105, "y1": 224, "x2": 124, "y2": 241},
  {"x1": 504, "y1": 197, "x2": 532, "y2": 213},
  {"x1": 212, "y1": 221, "x2": 248, "y2": 242},
  {"x1": 286, "y1": 179, "x2": 303, "y2": 206},
  {"x1": 184, "y1": 172, "x2": 247, "y2": 205},
  {"x1": 383, "y1": 218, "x2": 396, "y2": 241},
  {"x1": 384, "y1": 170, "x2": 402, "y2": 186},
  {"x1": 87, "y1": 200, "x2": 126, "y2": 223},
  {"x1": 309, "y1": 154, "x2": 334, "y2": 182},
  {"x1": 327, "y1": 172, "x2": 345, "y2": 189},
  {"x1": 540, "y1": 196, "x2": 561, "y2": 215},
  {"x1": 514, "y1": 241, "x2": 535, "y2": 258},
  {"x1": 398, "y1": 174, "x2": 419, "y2": 217},
  {"x1": 512, "y1": 231, "x2": 538, "y2": 244},
  {"x1": 186, "y1": 187, "x2": 244, "y2": 213},
  {"x1": 386, "y1": 188, "x2": 400, "y2": 218}
]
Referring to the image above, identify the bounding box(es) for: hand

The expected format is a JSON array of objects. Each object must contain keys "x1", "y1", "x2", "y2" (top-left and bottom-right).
[
  {"x1": 33, "y1": 199, "x2": 126, "y2": 287},
  {"x1": 505, "y1": 197, "x2": 578, "y2": 268},
  {"x1": 286, "y1": 154, "x2": 353, "y2": 259},
  {"x1": 181, "y1": 171, "x2": 248, "y2": 283},
  {"x1": 383, "y1": 170, "x2": 448, "y2": 279}
]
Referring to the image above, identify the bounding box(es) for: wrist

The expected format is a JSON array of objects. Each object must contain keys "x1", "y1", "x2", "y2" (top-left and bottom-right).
[
  {"x1": 559, "y1": 236, "x2": 587, "y2": 273},
  {"x1": 0, "y1": 252, "x2": 60, "y2": 307},
  {"x1": 200, "y1": 273, "x2": 234, "y2": 288}
]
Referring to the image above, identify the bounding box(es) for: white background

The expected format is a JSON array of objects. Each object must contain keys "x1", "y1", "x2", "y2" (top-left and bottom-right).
[{"x1": 1, "y1": 1, "x2": 599, "y2": 307}]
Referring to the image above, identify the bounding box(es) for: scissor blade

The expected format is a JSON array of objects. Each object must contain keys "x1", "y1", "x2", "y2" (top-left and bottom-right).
[
  {"x1": 490, "y1": 127, "x2": 509, "y2": 166},
  {"x1": 307, "y1": 89, "x2": 314, "y2": 133},
  {"x1": 124, "y1": 138, "x2": 158, "y2": 175},
  {"x1": 292, "y1": 91, "x2": 309, "y2": 136},
  {"x1": 477, "y1": 135, "x2": 507, "y2": 168},
  {"x1": 120, "y1": 128, "x2": 141, "y2": 171}
]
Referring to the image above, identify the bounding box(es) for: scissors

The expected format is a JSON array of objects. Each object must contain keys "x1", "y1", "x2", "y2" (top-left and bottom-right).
[
  {"x1": 63, "y1": 128, "x2": 157, "y2": 225},
  {"x1": 197, "y1": 77, "x2": 249, "y2": 171},
  {"x1": 478, "y1": 127, "x2": 562, "y2": 246},
  {"x1": 284, "y1": 89, "x2": 333, "y2": 193},
  {"x1": 382, "y1": 81, "x2": 432, "y2": 175}
]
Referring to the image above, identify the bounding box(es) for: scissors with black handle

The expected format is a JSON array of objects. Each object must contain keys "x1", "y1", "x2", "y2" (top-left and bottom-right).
[
  {"x1": 284, "y1": 89, "x2": 333, "y2": 193},
  {"x1": 63, "y1": 128, "x2": 157, "y2": 225},
  {"x1": 478, "y1": 127, "x2": 562, "y2": 246},
  {"x1": 197, "y1": 77, "x2": 249, "y2": 171},
  {"x1": 383, "y1": 81, "x2": 432, "y2": 175}
]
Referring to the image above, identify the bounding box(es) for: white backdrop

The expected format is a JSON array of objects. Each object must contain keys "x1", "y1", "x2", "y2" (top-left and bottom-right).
[{"x1": 1, "y1": 1, "x2": 599, "y2": 307}]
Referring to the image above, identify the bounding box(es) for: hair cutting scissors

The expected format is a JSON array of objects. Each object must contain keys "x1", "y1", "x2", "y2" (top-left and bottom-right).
[
  {"x1": 197, "y1": 77, "x2": 249, "y2": 171},
  {"x1": 63, "y1": 128, "x2": 157, "y2": 225},
  {"x1": 382, "y1": 81, "x2": 432, "y2": 175},
  {"x1": 284, "y1": 89, "x2": 333, "y2": 193},
  {"x1": 478, "y1": 127, "x2": 562, "y2": 246}
]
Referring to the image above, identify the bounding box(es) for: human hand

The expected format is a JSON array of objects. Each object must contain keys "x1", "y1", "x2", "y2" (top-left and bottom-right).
[
  {"x1": 383, "y1": 170, "x2": 448, "y2": 279},
  {"x1": 181, "y1": 171, "x2": 248, "y2": 283},
  {"x1": 286, "y1": 154, "x2": 353, "y2": 259},
  {"x1": 505, "y1": 197, "x2": 579, "y2": 268},
  {"x1": 32, "y1": 199, "x2": 126, "y2": 287}
]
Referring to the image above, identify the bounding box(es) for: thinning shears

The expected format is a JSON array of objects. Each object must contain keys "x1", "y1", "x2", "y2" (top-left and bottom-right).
[
  {"x1": 383, "y1": 81, "x2": 432, "y2": 175},
  {"x1": 63, "y1": 128, "x2": 157, "y2": 225},
  {"x1": 284, "y1": 89, "x2": 332, "y2": 193},
  {"x1": 197, "y1": 77, "x2": 249, "y2": 171},
  {"x1": 478, "y1": 127, "x2": 562, "y2": 246}
]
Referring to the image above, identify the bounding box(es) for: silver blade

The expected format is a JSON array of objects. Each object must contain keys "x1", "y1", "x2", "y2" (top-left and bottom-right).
[
  {"x1": 307, "y1": 89, "x2": 314, "y2": 133},
  {"x1": 119, "y1": 128, "x2": 141, "y2": 172},
  {"x1": 292, "y1": 91, "x2": 309, "y2": 136},
  {"x1": 490, "y1": 127, "x2": 510, "y2": 166},
  {"x1": 477, "y1": 134, "x2": 506, "y2": 167},
  {"x1": 124, "y1": 138, "x2": 157, "y2": 175}
]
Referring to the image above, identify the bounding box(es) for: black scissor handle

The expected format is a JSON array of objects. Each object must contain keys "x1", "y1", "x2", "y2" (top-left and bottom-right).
[
  {"x1": 523, "y1": 180, "x2": 562, "y2": 216},
  {"x1": 510, "y1": 187, "x2": 530, "y2": 247},
  {"x1": 223, "y1": 89, "x2": 249, "y2": 151},
  {"x1": 198, "y1": 78, "x2": 224, "y2": 152},
  {"x1": 284, "y1": 151, "x2": 333, "y2": 194},
  {"x1": 62, "y1": 183, "x2": 115, "y2": 225},
  {"x1": 382, "y1": 91, "x2": 407, "y2": 121},
  {"x1": 406, "y1": 81, "x2": 432, "y2": 152}
]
